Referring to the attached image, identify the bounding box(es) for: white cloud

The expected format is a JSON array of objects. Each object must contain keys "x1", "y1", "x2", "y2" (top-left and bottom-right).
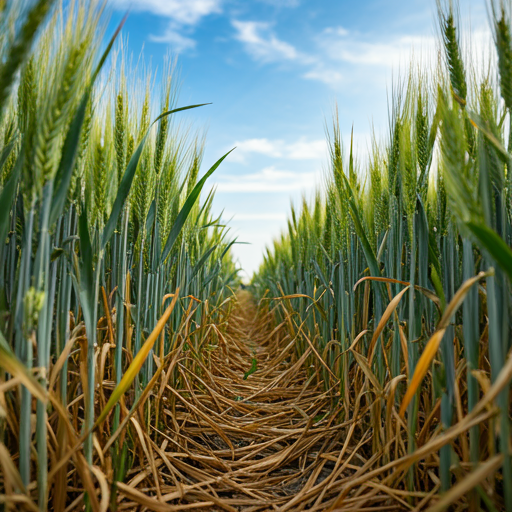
[
  {"x1": 226, "y1": 213, "x2": 288, "y2": 221},
  {"x1": 256, "y1": 0, "x2": 300, "y2": 6},
  {"x1": 286, "y1": 138, "x2": 327, "y2": 159},
  {"x1": 232, "y1": 20, "x2": 298, "y2": 62},
  {"x1": 316, "y1": 26, "x2": 437, "y2": 70},
  {"x1": 229, "y1": 20, "x2": 438, "y2": 87},
  {"x1": 230, "y1": 137, "x2": 327, "y2": 162},
  {"x1": 303, "y1": 68, "x2": 344, "y2": 86},
  {"x1": 323, "y1": 26, "x2": 349, "y2": 37},
  {"x1": 112, "y1": 0, "x2": 222, "y2": 25},
  {"x1": 112, "y1": 0, "x2": 222, "y2": 52},
  {"x1": 232, "y1": 138, "x2": 283, "y2": 160},
  {"x1": 150, "y1": 29, "x2": 196, "y2": 51},
  {"x1": 304, "y1": 24, "x2": 494, "y2": 88},
  {"x1": 215, "y1": 166, "x2": 319, "y2": 192}
]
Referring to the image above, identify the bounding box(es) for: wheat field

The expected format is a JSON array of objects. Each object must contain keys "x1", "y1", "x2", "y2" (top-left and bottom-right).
[{"x1": 1, "y1": 1, "x2": 512, "y2": 511}]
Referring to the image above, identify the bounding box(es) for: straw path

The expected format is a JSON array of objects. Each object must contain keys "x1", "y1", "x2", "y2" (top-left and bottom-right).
[
  {"x1": 106, "y1": 290, "x2": 506, "y2": 511},
  {"x1": 117, "y1": 291, "x2": 384, "y2": 511}
]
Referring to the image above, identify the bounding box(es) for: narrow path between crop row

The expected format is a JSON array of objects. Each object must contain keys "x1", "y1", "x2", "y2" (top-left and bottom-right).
[{"x1": 118, "y1": 292, "x2": 373, "y2": 511}]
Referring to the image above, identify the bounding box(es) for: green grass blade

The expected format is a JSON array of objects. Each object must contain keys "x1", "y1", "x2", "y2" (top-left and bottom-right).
[
  {"x1": 0, "y1": 0, "x2": 54, "y2": 114},
  {"x1": 0, "y1": 150, "x2": 22, "y2": 251},
  {"x1": 191, "y1": 244, "x2": 218, "y2": 281},
  {"x1": 243, "y1": 358, "x2": 258, "y2": 380},
  {"x1": 160, "y1": 148, "x2": 235, "y2": 264},
  {"x1": 49, "y1": 94, "x2": 89, "y2": 225},
  {"x1": 466, "y1": 221, "x2": 512, "y2": 282},
  {"x1": 91, "y1": 14, "x2": 127, "y2": 83},
  {"x1": 78, "y1": 201, "x2": 94, "y2": 334},
  {"x1": 0, "y1": 139, "x2": 15, "y2": 173}
]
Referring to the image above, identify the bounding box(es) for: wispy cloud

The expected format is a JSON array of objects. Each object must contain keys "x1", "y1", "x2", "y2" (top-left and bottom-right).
[
  {"x1": 303, "y1": 67, "x2": 344, "y2": 86},
  {"x1": 297, "y1": 27, "x2": 435, "y2": 89},
  {"x1": 215, "y1": 166, "x2": 319, "y2": 192},
  {"x1": 112, "y1": 0, "x2": 222, "y2": 52},
  {"x1": 230, "y1": 19, "x2": 438, "y2": 87},
  {"x1": 112, "y1": 0, "x2": 222, "y2": 24},
  {"x1": 225, "y1": 213, "x2": 288, "y2": 221},
  {"x1": 316, "y1": 26, "x2": 436, "y2": 68},
  {"x1": 307, "y1": 23, "x2": 493, "y2": 88},
  {"x1": 232, "y1": 20, "x2": 298, "y2": 62},
  {"x1": 150, "y1": 29, "x2": 196, "y2": 51},
  {"x1": 231, "y1": 138, "x2": 283, "y2": 159},
  {"x1": 230, "y1": 137, "x2": 327, "y2": 162},
  {"x1": 256, "y1": 0, "x2": 301, "y2": 6},
  {"x1": 286, "y1": 138, "x2": 327, "y2": 159}
]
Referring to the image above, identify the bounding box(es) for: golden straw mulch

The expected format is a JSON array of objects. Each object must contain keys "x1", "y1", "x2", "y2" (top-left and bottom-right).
[{"x1": 113, "y1": 291, "x2": 410, "y2": 512}]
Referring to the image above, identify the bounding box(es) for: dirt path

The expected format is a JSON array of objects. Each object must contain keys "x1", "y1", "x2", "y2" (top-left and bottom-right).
[{"x1": 125, "y1": 292, "x2": 363, "y2": 511}]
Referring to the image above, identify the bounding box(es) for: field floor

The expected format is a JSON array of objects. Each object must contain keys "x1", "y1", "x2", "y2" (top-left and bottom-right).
[{"x1": 123, "y1": 291, "x2": 382, "y2": 511}]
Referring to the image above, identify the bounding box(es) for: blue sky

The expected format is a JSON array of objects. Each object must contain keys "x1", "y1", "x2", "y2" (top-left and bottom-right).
[{"x1": 108, "y1": 0, "x2": 488, "y2": 278}]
